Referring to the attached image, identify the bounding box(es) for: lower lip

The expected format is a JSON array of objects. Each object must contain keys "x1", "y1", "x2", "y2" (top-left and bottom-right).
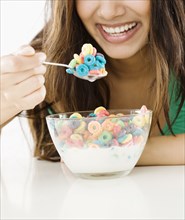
[{"x1": 98, "y1": 23, "x2": 141, "y2": 44}]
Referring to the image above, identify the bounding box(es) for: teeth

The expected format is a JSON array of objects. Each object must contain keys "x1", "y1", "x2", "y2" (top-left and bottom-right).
[
  {"x1": 102, "y1": 22, "x2": 136, "y2": 34},
  {"x1": 125, "y1": 25, "x2": 129, "y2": 31},
  {"x1": 110, "y1": 28, "x2": 114, "y2": 33},
  {"x1": 120, "y1": 26, "x2": 124, "y2": 32},
  {"x1": 115, "y1": 27, "x2": 120, "y2": 33}
]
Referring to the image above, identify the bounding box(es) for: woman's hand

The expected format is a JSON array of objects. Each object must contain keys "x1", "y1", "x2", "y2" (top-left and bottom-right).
[{"x1": 0, "y1": 45, "x2": 47, "y2": 127}]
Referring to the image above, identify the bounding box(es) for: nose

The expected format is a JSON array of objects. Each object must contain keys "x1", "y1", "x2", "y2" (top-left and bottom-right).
[{"x1": 97, "y1": 0, "x2": 126, "y2": 21}]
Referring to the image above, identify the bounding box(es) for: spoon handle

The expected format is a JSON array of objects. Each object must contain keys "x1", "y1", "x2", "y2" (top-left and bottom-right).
[{"x1": 43, "y1": 61, "x2": 70, "y2": 68}]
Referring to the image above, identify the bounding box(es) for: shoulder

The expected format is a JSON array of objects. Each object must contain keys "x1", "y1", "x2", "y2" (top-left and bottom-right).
[{"x1": 164, "y1": 73, "x2": 185, "y2": 135}]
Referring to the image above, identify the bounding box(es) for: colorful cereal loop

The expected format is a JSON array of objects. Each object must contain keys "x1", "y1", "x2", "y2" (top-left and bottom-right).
[
  {"x1": 96, "y1": 109, "x2": 110, "y2": 117},
  {"x1": 102, "y1": 119, "x2": 114, "y2": 131},
  {"x1": 94, "y1": 60, "x2": 104, "y2": 69},
  {"x1": 74, "y1": 121, "x2": 86, "y2": 134},
  {"x1": 76, "y1": 64, "x2": 89, "y2": 77},
  {"x1": 144, "y1": 113, "x2": 150, "y2": 124},
  {"x1": 116, "y1": 113, "x2": 124, "y2": 117},
  {"x1": 79, "y1": 53, "x2": 85, "y2": 61},
  {"x1": 83, "y1": 130, "x2": 91, "y2": 140},
  {"x1": 140, "y1": 105, "x2": 148, "y2": 113},
  {"x1": 66, "y1": 68, "x2": 75, "y2": 74},
  {"x1": 69, "y1": 112, "x2": 82, "y2": 119},
  {"x1": 115, "y1": 120, "x2": 125, "y2": 128},
  {"x1": 96, "y1": 52, "x2": 104, "y2": 57},
  {"x1": 113, "y1": 124, "x2": 122, "y2": 137},
  {"x1": 59, "y1": 125, "x2": 72, "y2": 140},
  {"x1": 70, "y1": 134, "x2": 83, "y2": 142},
  {"x1": 84, "y1": 54, "x2": 96, "y2": 66},
  {"x1": 98, "y1": 131, "x2": 112, "y2": 145},
  {"x1": 95, "y1": 55, "x2": 106, "y2": 68},
  {"x1": 92, "y1": 47, "x2": 97, "y2": 56},
  {"x1": 81, "y1": 43, "x2": 94, "y2": 56},
  {"x1": 69, "y1": 59, "x2": 77, "y2": 68},
  {"x1": 74, "y1": 54, "x2": 83, "y2": 64},
  {"x1": 100, "y1": 68, "x2": 106, "y2": 74},
  {"x1": 68, "y1": 120, "x2": 81, "y2": 129},
  {"x1": 88, "y1": 143, "x2": 99, "y2": 148},
  {"x1": 88, "y1": 121, "x2": 102, "y2": 135},
  {"x1": 109, "y1": 114, "x2": 116, "y2": 118},
  {"x1": 132, "y1": 115, "x2": 145, "y2": 127},
  {"x1": 94, "y1": 106, "x2": 107, "y2": 114},
  {"x1": 118, "y1": 133, "x2": 133, "y2": 145},
  {"x1": 88, "y1": 113, "x2": 97, "y2": 117},
  {"x1": 89, "y1": 70, "x2": 101, "y2": 75},
  {"x1": 111, "y1": 139, "x2": 119, "y2": 146}
]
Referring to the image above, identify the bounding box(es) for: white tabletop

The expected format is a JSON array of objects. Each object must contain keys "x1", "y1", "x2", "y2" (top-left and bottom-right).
[{"x1": 1, "y1": 118, "x2": 185, "y2": 219}]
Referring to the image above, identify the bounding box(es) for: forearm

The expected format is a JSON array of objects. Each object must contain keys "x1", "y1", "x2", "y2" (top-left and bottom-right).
[
  {"x1": 137, "y1": 134, "x2": 185, "y2": 166},
  {"x1": 0, "y1": 116, "x2": 16, "y2": 130},
  {"x1": 0, "y1": 103, "x2": 20, "y2": 128}
]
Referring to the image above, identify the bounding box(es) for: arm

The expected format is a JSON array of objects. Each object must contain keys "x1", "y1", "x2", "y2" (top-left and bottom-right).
[{"x1": 137, "y1": 134, "x2": 185, "y2": 166}]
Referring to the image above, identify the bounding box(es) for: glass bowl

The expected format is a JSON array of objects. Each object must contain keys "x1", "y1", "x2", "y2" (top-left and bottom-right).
[{"x1": 46, "y1": 109, "x2": 152, "y2": 178}]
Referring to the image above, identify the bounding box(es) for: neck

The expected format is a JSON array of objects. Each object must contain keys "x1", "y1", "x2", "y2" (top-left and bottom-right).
[{"x1": 107, "y1": 45, "x2": 153, "y2": 80}]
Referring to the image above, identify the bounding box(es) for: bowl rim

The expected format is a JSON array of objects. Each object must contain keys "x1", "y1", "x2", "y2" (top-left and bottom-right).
[
  {"x1": 45, "y1": 109, "x2": 153, "y2": 120},
  {"x1": 18, "y1": 109, "x2": 152, "y2": 119}
]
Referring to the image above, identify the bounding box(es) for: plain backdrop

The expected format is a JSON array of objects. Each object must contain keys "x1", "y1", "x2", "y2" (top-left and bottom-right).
[
  {"x1": 1, "y1": 0, "x2": 46, "y2": 55},
  {"x1": 1, "y1": 1, "x2": 46, "y2": 160},
  {"x1": 1, "y1": 1, "x2": 47, "y2": 205}
]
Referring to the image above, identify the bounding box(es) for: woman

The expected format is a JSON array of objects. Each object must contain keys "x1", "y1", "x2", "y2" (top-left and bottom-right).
[{"x1": 1, "y1": 0, "x2": 185, "y2": 164}]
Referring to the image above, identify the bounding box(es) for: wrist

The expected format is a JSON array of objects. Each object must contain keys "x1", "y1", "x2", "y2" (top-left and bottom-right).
[{"x1": 0, "y1": 101, "x2": 21, "y2": 126}]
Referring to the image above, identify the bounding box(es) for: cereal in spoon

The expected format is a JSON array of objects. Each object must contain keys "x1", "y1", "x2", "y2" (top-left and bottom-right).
[
  {"x1": 43, "y1": 43, "x2": 108, "y2": 82},
  {"x1": 66, "y1": 43, "x2": 108, "y2": 82}
]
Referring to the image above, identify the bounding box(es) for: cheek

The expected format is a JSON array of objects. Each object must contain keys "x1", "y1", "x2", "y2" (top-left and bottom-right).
[
  {"x1": 76, "y1": 0, "x2": 93, "y2": 21},
  {"x1": 130, "y1": 2, "x2": 151, "y2": 51},
  {"x1": 133, "y1": 1, "x2": 151, "y2": 39},
  {"x1": 76, "y1": 0, "x2": 85, "y2": 20},
  {"x1": 131, "y1": 0, "x2": 150, "y2": 14},
  {"x1": 127, "y1": 0, "x2": 150, "y2": 26}
]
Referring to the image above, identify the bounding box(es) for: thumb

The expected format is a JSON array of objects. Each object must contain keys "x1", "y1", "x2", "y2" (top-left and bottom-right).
[{"x1": 13, "y1": 45, "x2": 35, "y2": 56}]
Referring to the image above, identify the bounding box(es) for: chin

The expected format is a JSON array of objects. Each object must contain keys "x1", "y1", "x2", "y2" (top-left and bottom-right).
[
  {"x1": 105, "y1": 50, "x2": 138, "y2": 60},
  {"x1": 103, "y1": 44, "x2": 147, "y2": 60}
]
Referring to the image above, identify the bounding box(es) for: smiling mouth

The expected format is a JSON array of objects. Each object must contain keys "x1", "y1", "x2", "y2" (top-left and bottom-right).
[{"x1": 101, "y1": 22, "x2": 138, "y2": 36}]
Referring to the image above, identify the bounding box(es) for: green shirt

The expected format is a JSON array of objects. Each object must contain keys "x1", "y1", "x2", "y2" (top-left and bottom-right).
[{"x1": 162, "y1": 75, "x2": 185, "y2": 135}]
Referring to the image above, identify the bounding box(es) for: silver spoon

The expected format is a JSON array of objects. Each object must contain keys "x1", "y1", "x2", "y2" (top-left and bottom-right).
[{"x1": 43, "y1": 61, "x2": 108, "y2": 82}]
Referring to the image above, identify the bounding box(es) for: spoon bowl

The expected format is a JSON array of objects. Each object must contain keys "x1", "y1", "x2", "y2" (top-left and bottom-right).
[{"x1": 43, "y1": 61, "x2": 107, "y2": 82}]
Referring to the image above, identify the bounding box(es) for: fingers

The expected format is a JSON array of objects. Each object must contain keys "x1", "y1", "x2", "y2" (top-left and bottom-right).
[
  {"x1": 2, "y1": 75, "x2": 46, "y2": 111},
  {"x1": 3, "y1": 86, "x2": 47, "y2": 112},
  {"x1": 4, "y1": 75, "x2": 45, "y2": 102},
  {"x1": 0, "y1": 65, "x2": 47, "y2": 89},
  {"x1": 16, "y1": 75, "x2": 45, "y2": 97},
  {"x1": 20, "y1": 86, "x2": 46, "y2": 110},
  {"x1": 13, "y1": 45, "x2": 35, "y2": 56},
  {"x1": 1, "y1": 52, "x2": 46, "y2": 73},
  {"x1": 1, "y1": 85, "x2": 46, "y2": 123}
]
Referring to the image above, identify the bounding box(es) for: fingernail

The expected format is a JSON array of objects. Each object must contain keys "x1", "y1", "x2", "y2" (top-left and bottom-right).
[
  {"x1": 38, "y1": 53, "x2": 47, "y2": 62},
  {"x1": 38, "y1": 75, "x2": 45, "y2": 84},
  {"x1": 34, "y1": 65, "x2": 47, "y2": 73},
  {"x1": 16, "y1": 46, "x2": 35, "y2": 55}
]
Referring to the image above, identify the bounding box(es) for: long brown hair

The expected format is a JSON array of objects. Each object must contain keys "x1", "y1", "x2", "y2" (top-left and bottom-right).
[{"x1": 27, "y1": 0, "x2": 185, "y2": 161}]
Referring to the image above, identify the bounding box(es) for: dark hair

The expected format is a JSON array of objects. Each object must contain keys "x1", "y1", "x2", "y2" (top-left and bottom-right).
[
  {"x1": 149, "y1": 0, "x2": 185, "y2": 133},
  {"x1": 27, "y1": 0, "x2": 185, "y2": 161}
]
